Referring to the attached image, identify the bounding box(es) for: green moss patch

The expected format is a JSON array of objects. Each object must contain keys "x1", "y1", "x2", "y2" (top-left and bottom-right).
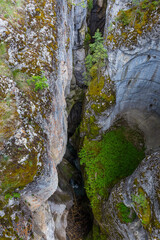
[
  {"x1": 0, "y1": 42, "x2": 12, "y2": 77},
  {"x1": 132, "y1": 188, "x2": 151, "y2": 226},
  {"x1": 79, "y1": 127, "x2": 145, "y2": 221},
  {"x1": 0, "y1": 78, "x2": 45, "y2": 197},
  {"x1": 117, "y1": 202, "x2": 136, "y2": 223},
  {"x1": 80, "y1": 115, "x2": 100, "y2": 140},
  {"x1": 1, "y1": 151, "x2": 38, "y2": 193},
  {"x1": 0, "y1": 97, "x2": 18, "y2": 148},
  {"x1": 89, "y1": 75, "x2": 115, "y2": 114},
  {"x1": 4, "y1": 0, "x2": 58, "y2": 76},
  {"x1": 12, "y1": 70, "x2": 30, "y2": 91}
]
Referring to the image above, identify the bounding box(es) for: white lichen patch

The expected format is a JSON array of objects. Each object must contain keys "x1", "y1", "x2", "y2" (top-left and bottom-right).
[
  {"x1": 18, "y1": 154, "x2": 29, "y2": 164},
  {"x1": 0, "y1": 210, "x2": 5, "y2": 217}
]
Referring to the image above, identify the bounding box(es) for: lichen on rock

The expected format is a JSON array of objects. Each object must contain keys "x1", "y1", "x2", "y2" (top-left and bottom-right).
[{"x1": 106, "y1": 0, "x2": 160, "y2": 49}]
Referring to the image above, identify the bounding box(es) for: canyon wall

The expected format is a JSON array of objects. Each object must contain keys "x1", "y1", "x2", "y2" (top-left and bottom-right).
[
  {"x1": 0, "y1": 0, "x2": 87, "y2": 239},
  {"x1": 80, "y1": 0, "x2": 160, "y2": 239}
]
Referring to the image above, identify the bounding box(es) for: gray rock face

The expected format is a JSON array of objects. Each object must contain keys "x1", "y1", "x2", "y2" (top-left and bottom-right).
[
  {"x1": 99, "y1": 0, "x2": 160, "y2": 152},
  {"x1": 29, "y1": 0, "x2": 87, "y2": 239},
  {"x1": 73, "y1": 0, "x2": 87, "y2": 87},
  {"x1": 100, "y1": 50, "x2": 160, "y2": 152},
  {"x1": 74, "y1": 47, "x2": 86, "y2": 87}
]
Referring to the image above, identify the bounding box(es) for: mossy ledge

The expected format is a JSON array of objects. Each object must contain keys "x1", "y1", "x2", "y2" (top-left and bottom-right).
[{"x1": 79, "y1": 125, "x2": 145, "y2": 227}]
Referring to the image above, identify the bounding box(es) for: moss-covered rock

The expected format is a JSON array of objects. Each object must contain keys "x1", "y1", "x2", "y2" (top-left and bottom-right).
[
  {"x1": 0, "y1": 1, "x2": 60, "y2": 238},
  {"x1": 80, "y1": 122, "x2": 145, "y2": 230},
  {"x1": 106, "y1": 0, "x2": 160, "y2": 49},
  {"x1": 101, "y1": 152, "x2": 160, "y2": 239},
  {"x1": 80, "y1": 74, "x2": 115, "y2": 142}
]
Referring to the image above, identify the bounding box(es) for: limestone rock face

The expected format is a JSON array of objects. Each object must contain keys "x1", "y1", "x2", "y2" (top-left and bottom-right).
[
  {"x1": 100, "y1": 50, "x2": 160, "y2": 152},
  {"x1": 73, "y1": 0, "x2": 87, "y2": 87},
  {"x1": 100, "y1": 0, "x2": 160, "y2": 145}
]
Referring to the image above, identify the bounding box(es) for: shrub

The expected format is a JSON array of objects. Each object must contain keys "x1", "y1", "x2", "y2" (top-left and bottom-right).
[
  {"x1": 5, "y1": 192, "x2": 20, "y2": 200},
  {"x1": 117, "y1": 10, "x2": 131, "y2": 26},
  {"x1": 84, "y1": 32, "x2": 91, "y2": 47},
  {"x1": 87, "y1": 0, "x2": 93, "y2": 10},
  {"x1": 85, "y1": 29, "x2": 107, "y2": 81},
  {"x1": 27, "y1": 73, "x2": 48, "y2": 91}
]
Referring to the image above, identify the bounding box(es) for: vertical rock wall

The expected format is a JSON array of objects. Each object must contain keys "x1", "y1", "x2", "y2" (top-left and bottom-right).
[
  {"x1": 79, "y1": 0, "x2": 160, "y2": 239},
  {"x1": 0, "y1": 0, "x2": 87, "y2": 239}
]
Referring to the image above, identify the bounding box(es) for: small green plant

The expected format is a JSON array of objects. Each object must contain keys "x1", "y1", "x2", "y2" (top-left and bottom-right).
[
  {"x1": 84, "y1": 32, "x2": 91, "y2": 47},
  {"x1": 117, "y1": 10, "x2": 131, "y2": 26},
  {"x1": 5, "y1": 192, "x2": 20, "y2": 200},
  {"x1": 2, "y1": 154, "x2": 9, "y2": 161},
  {"x1": 68, "y1": 0, "x2": 93, "y2": 9},
  {"x1": 108, "y1": 22, "x2": 113, "y2": 32},
  {"x1": 0, "y1": 0, "x2": 22, "y2": 19},
  {"x1": 87, "y1": 0, "x2": 93, "y2": 10},
  {"x1": 132, "y1": 193, "x2": 147, "y2": 209},
  {"x1": 67, "y1": 0, "x2": 93, "y2": 10},
  {"x1": 0, "y1": 42, "x2": 6, "y2": 55},
  {"x1": 132, "y1": 0, "x2": 140, "y2": 6},
  {"x1": 27, "y1": 73, "x2": 48, "y2": 91},
  {"x1": 29, "y1": 161, "x2": 33, "y2": 167},
  {"x1": 69, "y1": 0, "x2": 86, "y2": 8},
  {"x1": 85, "y1": 29, "x2": 108, "y2": 81}
]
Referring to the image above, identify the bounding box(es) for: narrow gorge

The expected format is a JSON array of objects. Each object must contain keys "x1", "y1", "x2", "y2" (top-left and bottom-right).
[{"x1": 0, "y1": 0, "x2": 160, "y2": 239}]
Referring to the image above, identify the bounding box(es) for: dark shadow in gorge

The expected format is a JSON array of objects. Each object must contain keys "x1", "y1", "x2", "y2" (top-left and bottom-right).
[
  {"x1": 64, "y1": 102, "x2": 93, "y2": 239},
  {"x1": 88, "y1": 0, "x2": 107, "y2": 38},
  {"x1": 65, "y1": 1, "x2": 108, "y2": 237}
]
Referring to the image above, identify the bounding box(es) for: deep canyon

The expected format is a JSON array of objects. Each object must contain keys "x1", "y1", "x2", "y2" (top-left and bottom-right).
[{"x1": 0, "y1": 0, "x2": 160, "y2": 239}]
